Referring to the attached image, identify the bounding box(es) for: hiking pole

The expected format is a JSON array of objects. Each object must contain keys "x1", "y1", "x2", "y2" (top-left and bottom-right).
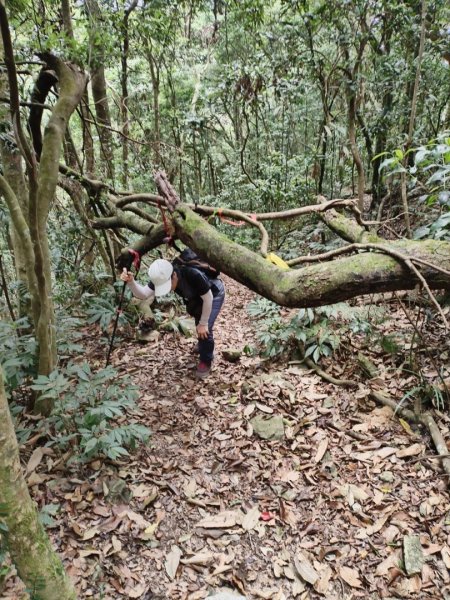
[{"x1": 105, "y1": 249, "x2": 140, "y2": 367}]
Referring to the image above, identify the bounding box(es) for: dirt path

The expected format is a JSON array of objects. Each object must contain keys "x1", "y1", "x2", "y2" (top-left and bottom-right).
[{"x1": 2, "y1": 277, "x2": 450, "y2": 599}]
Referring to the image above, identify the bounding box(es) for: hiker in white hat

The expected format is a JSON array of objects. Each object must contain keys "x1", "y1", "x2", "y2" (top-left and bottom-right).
[{"x1": 121, "y1": 257, "x2": 225, "y2": 378}]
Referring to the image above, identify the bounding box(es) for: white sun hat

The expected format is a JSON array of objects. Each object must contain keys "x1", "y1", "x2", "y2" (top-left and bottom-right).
[{"x1": 148, "y1": 259, "x2": 173, "y2": 296}]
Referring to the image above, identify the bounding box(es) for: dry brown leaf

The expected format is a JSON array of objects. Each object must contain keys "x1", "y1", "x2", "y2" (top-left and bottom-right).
[
  {"x1": 352, "y1": 451, "x2": 374, "y2": 462},
  {"x1": 165, "y1": 545, "x2": 182, "y2": 580},
  {"x1": 376, "y1": 447, "x2": 397, "y2": 459},
  {"x1": 339, "y1": 565, "x2": 362, "y2": 588},
  {"x1": 82, "y1": 527, "x2": 100, "y2": 540},
  {"x1": 27, "y1": 472, "x2": 45, "y2": 486},
  {"x1": 314, "y1": 438, "x2": 329, "y2": 463},
  {"x1": 127, "y1": 583, "x2": 147, "y2": 598},
  {"x1": 276, "y1": 469, "x2": 300, "y2": 483},
  {"x1": 241, "y1": 505, "x2": 260, "y2": 531},
  {"x1": 244, "y1": 403, "x2": 256, "y2": 417},
  {"x1": 256, "y1": 402, "x2": 274, "y2": 414},
  {"x1": 112, "y1": 535, "x2": 122, "y2": 552},
  {"x1": 26, "y1": 447, "x2": 45, "y2": 473},
  {"x1": 180, "y1": 552, "x2": 214, "y2": 566},
  {"x1": 442, "y1": 546, "x2": 450, "y2": 569},
  {"x1": 292, "y1": 578, "x2": 305, "y2": 595},
  {"x1": 119, "y1": 509, "x2": 150, "y2": 529},
  {"x1": 92, "y1": 505, "x2": 110, "y2": 517},
  {"x1": 196, "y1": 510, "x2": 238, "y2": 529},
  {"x1": 293, "y1": 553, "x2": 319, "y2": 585},
  {"x1": 338, "y1": 483, "x2": 370, "y2": 504},
  {"x1": 376, "y1": 549, "x2": 401, "y2": 576},
  {"x1": 356, "y1": 514, "x2": 390, "y2": 539},
  {"x1": 396, "y1": 443, "x2": 424, "y2": 458},
  {"x1": 314, "y1": 565, "x2": 332, "y2": 595},
  {"x1": 78, "y1": 548, "x2": 101, "y2": 558},
  {"x1": 183, "y1": 478, "x2": 197, "y2": 498}
]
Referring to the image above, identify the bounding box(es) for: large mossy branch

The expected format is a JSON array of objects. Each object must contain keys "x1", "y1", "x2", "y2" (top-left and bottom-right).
[{"x1": 172, "y1": 205, "x2": 450, "y2": 308}]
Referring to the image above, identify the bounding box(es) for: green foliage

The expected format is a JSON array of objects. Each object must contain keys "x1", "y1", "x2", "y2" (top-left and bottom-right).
[
  {"x1": 248, "y1": 298, "x2": 390, "y2": 363},
  {"x1": 31, "y1": 363, "x2": 150, "y2": 462},
  {"x1": 0, "y1": 318, "x2": 37, "y2": 393},
  {"x1": 82, "y1": 282, "x2": 133, "y2": 332},
  {"x1": 398, "y1": 380, "x2": 446, "y2": 414},
  {"x1": 38, "y1": 503, "x2": 60, "y2": 529},
  {"x1": 0, "y1": 313, "x2": 85, "y2": 396},
  {"x1": 377, "y1": 134, "x2": 450, "y2": 240},
  {"x1": 412, "y1": 134, "x2": 450, "y2": 241},
  {"x1": 247, "y1": 298, "x2": 340, "y2": 362}
]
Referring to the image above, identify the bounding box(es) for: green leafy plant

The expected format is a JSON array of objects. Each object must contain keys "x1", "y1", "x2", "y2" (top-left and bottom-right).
[
  {"x1": 376, "y1": 134, "x2": 450, "y2": 240},
  {"x1": 84, "y1": 293, "x2": 128, "y2": 332},
  {"x1": 32, "y1": 363, "x2": 150, "y2": 462},
  {"x1": 39, "y1": 503, "x2": 60, "y2": 529},
  {"x1": 247, "y1": 298, "x2": 339, "y2": 362},
  {"x1": 0, "y1": 317, "x2": 37, "y2": 393}
]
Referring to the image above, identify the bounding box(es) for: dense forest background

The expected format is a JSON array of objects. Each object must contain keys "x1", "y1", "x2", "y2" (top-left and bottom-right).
[{"x1": 1, "y1": 0, "x2": 450, "y2": 598}]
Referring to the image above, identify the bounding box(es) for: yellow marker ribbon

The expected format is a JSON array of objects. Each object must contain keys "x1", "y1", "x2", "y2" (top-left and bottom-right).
[{"x1": 266, "y1": 252, "x2": 290, "y2": 270}]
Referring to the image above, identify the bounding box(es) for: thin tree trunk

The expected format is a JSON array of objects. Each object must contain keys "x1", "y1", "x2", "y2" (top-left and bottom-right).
[
  {"x1": 146, "y1": 45, "x2": 161, "y2": 166},
  {"x1": 120, "y1": 1, "x2": 138, "y2": 186},
  {"x1": 85, "y1": 0, "x2": 115, "y2": 180},
  {"x1": 348, "y1": 90, "x2": 366, "y2": 213},
  {"x1": 0, "y1": 368, "x2": 77, "y2": 599},
  {"x1": 401, "y1": 0, "x2": 428, "y2": 238}
]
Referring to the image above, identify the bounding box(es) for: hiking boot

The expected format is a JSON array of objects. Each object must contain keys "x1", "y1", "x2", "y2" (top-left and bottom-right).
[{"x1": 196, "y1": 361, "x2": 211, "y2": 378}]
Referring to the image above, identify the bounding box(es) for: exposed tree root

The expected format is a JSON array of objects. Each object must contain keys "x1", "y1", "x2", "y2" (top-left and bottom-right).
[
  {"x1": 302, "y1": 360, "x2": 450, "y2": 482},
  {"x1": 371, "y1": 390, "x2": 450, "y2": 480},
  {"x1": 302, "y1": 356, "x2": 357, "y2": 388}
]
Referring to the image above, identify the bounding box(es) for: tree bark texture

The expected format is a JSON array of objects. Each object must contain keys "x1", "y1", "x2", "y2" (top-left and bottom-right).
[
  {"x1": 32, "y1": 54, "x2": 87, "y2": 385},
  {"x1": 1, "y1": 13, "x2": 87, "y2": 412},
  {"x1": 85, "y1": 0, "x2": 115, "y2": 180},
  {"x1": 0, "y1": 368, "x2": 77, "y2": 600},
  {"x1": 170, "y1": 205, "x2": 450, "y2": 308}
]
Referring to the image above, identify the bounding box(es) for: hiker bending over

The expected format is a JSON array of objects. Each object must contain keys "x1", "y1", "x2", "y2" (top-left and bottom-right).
[{"x1": 120, "y1": 258, "x2": 225, "y2": 378}]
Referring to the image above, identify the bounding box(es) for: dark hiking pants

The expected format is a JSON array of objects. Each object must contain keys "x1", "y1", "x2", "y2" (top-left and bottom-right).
[{"x1": 196, "y1": 279, "x2": 225, "y2": 365}]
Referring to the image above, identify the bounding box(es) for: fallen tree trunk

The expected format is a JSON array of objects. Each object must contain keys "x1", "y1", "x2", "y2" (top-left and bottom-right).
[{"x1": 170, "y1": 204, "x2": 450, "y2": 308}]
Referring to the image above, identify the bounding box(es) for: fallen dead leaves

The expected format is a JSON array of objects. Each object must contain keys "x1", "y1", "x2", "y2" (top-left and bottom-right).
[{"x1": 3, "y1": 277, "x2": 450, "y2": 600}]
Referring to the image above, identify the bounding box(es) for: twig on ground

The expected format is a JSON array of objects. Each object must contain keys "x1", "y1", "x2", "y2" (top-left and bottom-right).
[
  {"x1": 303, "y1": 356, "x2": 357, "y2": 388},
  {"x1": 370, "y1": 389, "x2": 450, "y2": 480}
]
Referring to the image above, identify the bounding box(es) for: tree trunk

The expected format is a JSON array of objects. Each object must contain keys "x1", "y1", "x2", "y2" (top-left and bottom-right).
[
  {"x1": 85, "y1": 0, "x2": 115, "y2": 180},
  {"x1": 32, "y1": 54, "x2": 87, "y2": 386},
  {"x1": 119, "y1": 1, "x2": 138, "y2": 187},
  {"x1": 401, "y1": 0, "x2": 428, "y2": 237},
  {"x1": 1, "y1": 7, "x2": 87, "y2": 413},
  {"x1": 146, "y1": 44, "x2": 161, "y2": 166},
  {"x1": 0, "y1": 368, "x2": 77, "y2": 599},
  {"x1": 169, "y1": 204, "x2": 450, "y2": 307}
]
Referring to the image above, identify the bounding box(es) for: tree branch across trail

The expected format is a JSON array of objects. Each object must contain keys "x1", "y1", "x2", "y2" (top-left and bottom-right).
[
  {"x1": 144, "y1": 172, "x2": 450, "y2": 310},
  {"x1": 85, "y1": 170, "x2": 450, "y2": 317}
]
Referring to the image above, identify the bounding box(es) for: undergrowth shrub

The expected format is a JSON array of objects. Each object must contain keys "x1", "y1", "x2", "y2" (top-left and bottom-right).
[
  {"x1": 30, "y1": 363, "x2": 150, "y2": 462},
  {"x1": 247, "y1": 298, "x2": 340, "y2": 362},
  {"x1": 82, "y1": 280, "x2": 136, "y2": 332},
  {"x1": 0, "y1": 313, "x2": 84, "y2": 396},
  {"x1": 0, "y1": 317, "x2": 37, "y2": 394},
  {"x1": 247, "y1": 297, "x2": 387, "y2": 363}
]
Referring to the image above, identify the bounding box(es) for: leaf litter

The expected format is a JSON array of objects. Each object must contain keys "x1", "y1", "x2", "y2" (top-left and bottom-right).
[{"x1": 3, "y1": 276, "x2": 450, "y2": 599}]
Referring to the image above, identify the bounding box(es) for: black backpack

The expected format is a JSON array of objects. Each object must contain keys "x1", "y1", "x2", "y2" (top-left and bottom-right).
[{"x1": 172, "y1": 248, "x2": 220, "y2": 279}]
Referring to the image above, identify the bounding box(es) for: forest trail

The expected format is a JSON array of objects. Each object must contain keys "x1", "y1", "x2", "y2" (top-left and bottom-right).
[{"x1": 3, "y1": 277, "x2": 450, "y2": 600}]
